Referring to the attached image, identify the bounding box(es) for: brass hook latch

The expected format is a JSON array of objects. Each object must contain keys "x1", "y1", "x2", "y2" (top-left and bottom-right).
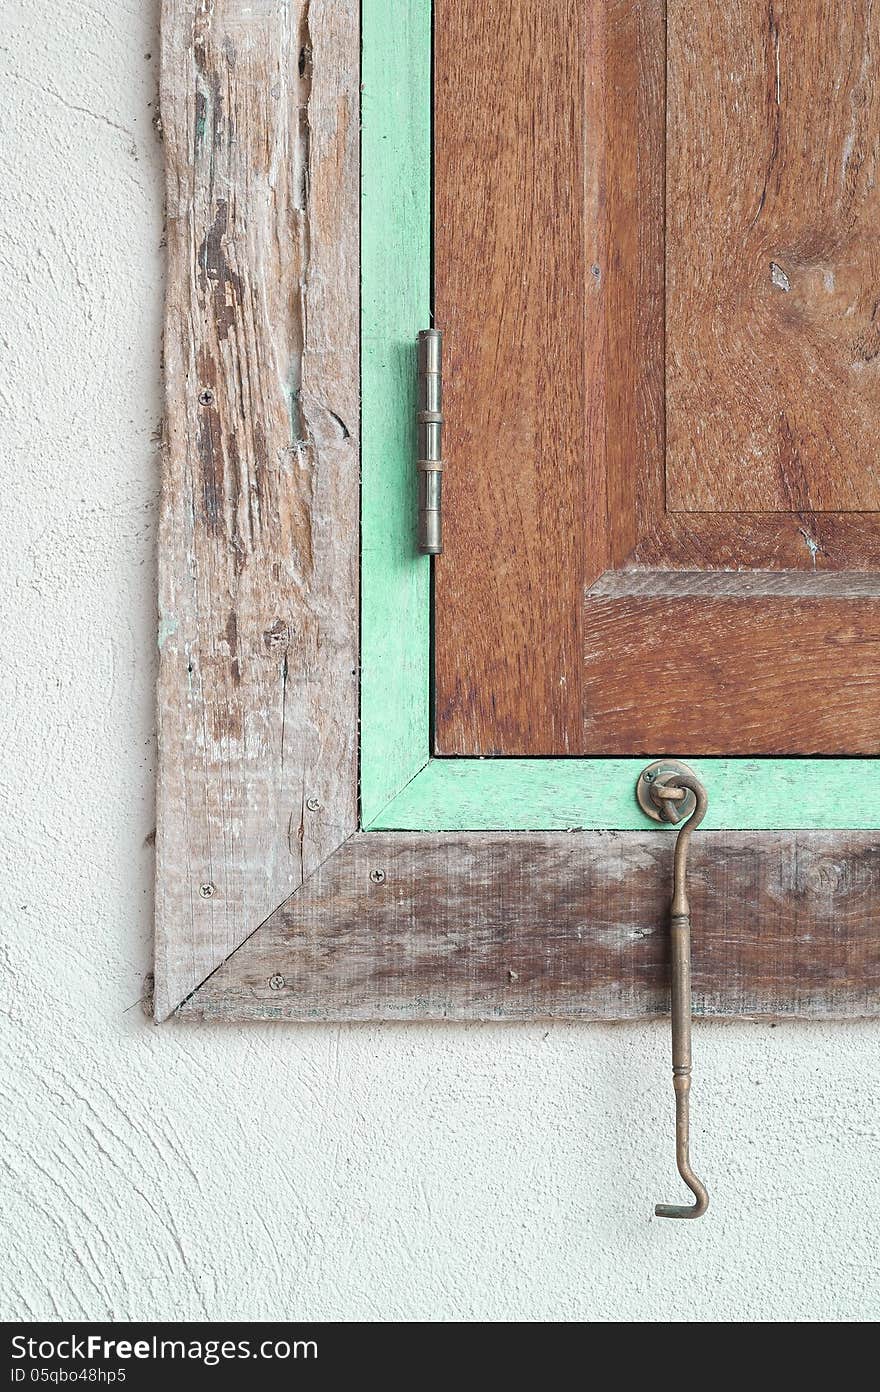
[{"x1": 637, "y1": 760, "x2": 710, "y2": 1220}]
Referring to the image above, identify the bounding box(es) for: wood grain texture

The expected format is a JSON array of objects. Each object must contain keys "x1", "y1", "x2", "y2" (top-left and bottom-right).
[
  {"x1": 602, "y1": 0, "x2": 880, "y2": 574},
  {"x1": 607, "y1": 1, "x2": 880, "y2": 571},
  {"x1": 583, "y1": 572, "x2": 880, "y2": 753},
  {"x1": 360, "y1": 0, "x2": 432, "y2": 825},
  {"x1": 180, "y1": 832, "x2": 880, "y2": 1020},
  {"x1": 433, "y1": 0, "x2": 596, "y2": 755},
  {"x1": 631, "y1": 512, "x2": 880, "y2": 571},
  {"x1": 432, "y1": 0, "x2": 880, "y2": 756},
  {"x1": 605, "y1": 0, "x2": 664, "y2": 570},
  {"x1": 667, "y1": 0, "x2": 880, "y2": 512},
  {"x1": 155, "y1": 0, "x2": 359, "y2": 1020}
]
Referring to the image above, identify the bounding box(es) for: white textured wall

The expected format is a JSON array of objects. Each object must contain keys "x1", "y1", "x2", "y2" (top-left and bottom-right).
[{"x1": 1, "y1": 1, "x2": 878, "y2": 1324}]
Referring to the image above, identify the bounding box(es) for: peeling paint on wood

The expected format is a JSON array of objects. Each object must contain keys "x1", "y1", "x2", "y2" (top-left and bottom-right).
[
  {"x1": 359, "y1": 0, "x2": 432, "y2": 826},
  {"x1": 155, "y1": 0, "x2": 359, "y2": 1020}
]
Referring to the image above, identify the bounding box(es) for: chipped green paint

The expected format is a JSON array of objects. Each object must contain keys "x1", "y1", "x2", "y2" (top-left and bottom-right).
[
  {"x1": 367, "y1": 758, "x2": 880, "y2": 831},
  {"x1": 359, "y1": 2, "x2": 876, "y2": 835},
  {"x1": 360, "y1": 0, "x2": 432, "y2": 826},
  {"x1": 157, "y1": 614, "x2": 178, "y2": 650}
]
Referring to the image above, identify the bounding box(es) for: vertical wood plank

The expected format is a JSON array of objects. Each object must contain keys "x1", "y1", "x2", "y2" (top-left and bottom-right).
[
  {"x1": 360, "y1": 0, "x2": 432, "y2": 825},
  {"x1": 433, "y1": 0, "x2": 595, "y2": 755},
  {"x1": 155, "y1": 0, "x2": 359, "y2": 1019}
]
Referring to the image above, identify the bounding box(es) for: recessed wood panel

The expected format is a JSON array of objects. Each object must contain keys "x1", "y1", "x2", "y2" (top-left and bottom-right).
[{"x1": 666, "y1": 0, "x2": 880, "y2": 512}]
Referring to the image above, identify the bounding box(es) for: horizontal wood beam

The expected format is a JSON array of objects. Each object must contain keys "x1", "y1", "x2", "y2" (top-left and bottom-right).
[
  {"x1": 180, "y1": 831, "x2": 880, "y2": 1021},
  {"x1": 583, "y1": 580, "x2": 880, "y2": 754},
  {"x1": 367, "y1": 756, "x2": 880, "y2": 831}
]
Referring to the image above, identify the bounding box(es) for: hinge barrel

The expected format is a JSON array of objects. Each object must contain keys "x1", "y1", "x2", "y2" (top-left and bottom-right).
[{"x1": 417, "y1": 329, "x2": 443, "y2": 555}]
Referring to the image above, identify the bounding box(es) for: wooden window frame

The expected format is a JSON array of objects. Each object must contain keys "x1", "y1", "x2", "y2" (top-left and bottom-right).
[{"x1": 155, "y1": 0, "x2": 880, "y2": 1023}]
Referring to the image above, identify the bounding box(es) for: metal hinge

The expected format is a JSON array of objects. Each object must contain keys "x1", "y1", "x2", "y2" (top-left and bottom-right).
[{"x1": 417, "y1": 329, "x2": 444, "y2": 554}]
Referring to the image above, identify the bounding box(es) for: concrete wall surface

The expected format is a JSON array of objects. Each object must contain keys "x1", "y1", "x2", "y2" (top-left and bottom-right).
[{"x1": 1, "y1": 1, "x2": 877, "y2": 1323}]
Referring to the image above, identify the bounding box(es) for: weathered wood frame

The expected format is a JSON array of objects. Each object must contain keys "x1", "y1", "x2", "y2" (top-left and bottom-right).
[{"x1": 155, "y1": 0, "x2": 880, "y2": 1023}]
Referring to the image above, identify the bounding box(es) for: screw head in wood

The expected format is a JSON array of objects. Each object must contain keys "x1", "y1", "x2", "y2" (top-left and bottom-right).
[
  {"x1": 369, "y1": 869, "x2": 386, "y2": 884},
  {"x1": 199, "y1": 882, "x2": 215, "y2": 898},
  {"x1": 198, "y1": 388, "x2": 215, "y2": 406},
  {"x1": 306, "y1": 796, "x2": 320, "y2": 812},
  {"x1": 268, "y1": 973, "x2": 285, "y2": 990}
]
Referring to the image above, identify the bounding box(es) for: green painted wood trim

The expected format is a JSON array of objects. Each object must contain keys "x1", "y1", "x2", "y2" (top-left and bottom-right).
[
  {"x1": 360, "y1": 0, "x2": 432, "y2": 826},
  {"x1": 367, "y1": 758, "x2": 880, "y2": 831},
  {"x1": 359, "y1": 4, "x2": 876, "y2": 835}
]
